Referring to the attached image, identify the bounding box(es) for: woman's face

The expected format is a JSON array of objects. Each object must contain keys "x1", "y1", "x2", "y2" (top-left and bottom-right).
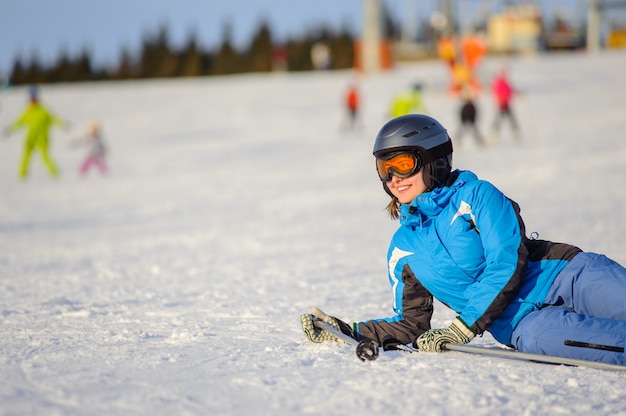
[{"x1": 386, "y1": 169, "x2": 428, "y2": 204}]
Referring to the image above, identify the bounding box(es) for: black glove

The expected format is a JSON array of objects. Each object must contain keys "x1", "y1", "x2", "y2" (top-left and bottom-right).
[
  {"x1": 300, "y1": 307, "x2": 356, "y2": 343},
  {"x1": 381, "y1": 335, "x2": 407, "y2": 351}
]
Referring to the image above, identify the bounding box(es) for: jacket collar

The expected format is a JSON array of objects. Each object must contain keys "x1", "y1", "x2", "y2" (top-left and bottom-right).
[{"x1": 399, "y1": 170, "x2": 476, "y2": 227}]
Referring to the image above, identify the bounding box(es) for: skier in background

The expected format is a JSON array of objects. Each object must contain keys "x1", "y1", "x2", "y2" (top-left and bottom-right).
[
  {"x1": 302, "y1": 114, "x2": 626, "y2": 366},
  {"x1": 389, "y1": 83, "x2": 427, "y2": 118},
  {"x1": 2, "y1": 85, "x2": 69, "y2": 179},
  {"x1": 71, "y1": 120, "x2": 108, "y2": 177},
  {"x1": 455, "y1": 86, "x2": 485, "y2": 147},
  {"x1": 491, "y1": 66, "x2": 521, "y2": 141},
  {"x1": 343, "y1": 83, "x2": 361, "y2": 131}
]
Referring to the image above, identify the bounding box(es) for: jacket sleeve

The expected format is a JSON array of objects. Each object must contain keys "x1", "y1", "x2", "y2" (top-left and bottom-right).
[
  {"x1": 9, "y1": 109, "x2": 28, "y2": 132},
  {"x1": 356, "y1": 264, "x2": 433, "y2": 345},
  {"x1": 459, "y1": 181, "x2": 528, "y2": 334}
]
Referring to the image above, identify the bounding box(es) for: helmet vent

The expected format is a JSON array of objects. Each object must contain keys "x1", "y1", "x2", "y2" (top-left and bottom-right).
[{"x1": 402, "y1": 130, "x2": 419, "y2": 138}]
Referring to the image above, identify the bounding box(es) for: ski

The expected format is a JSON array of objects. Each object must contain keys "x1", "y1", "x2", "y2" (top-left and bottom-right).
[
  {"x1": 444, "y1": 344, "x2": 626, "y2": 372},
  {"x1": 313, "y1": 320, "x2": 626, "y2": 371}
]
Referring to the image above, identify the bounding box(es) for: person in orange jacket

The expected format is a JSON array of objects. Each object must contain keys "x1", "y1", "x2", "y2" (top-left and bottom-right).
[{"x1": 3, "y1": 85, "x2": 69, "y2": 179}]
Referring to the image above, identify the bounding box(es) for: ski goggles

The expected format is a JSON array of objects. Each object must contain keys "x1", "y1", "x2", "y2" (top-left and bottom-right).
[{"x1": 375, "y1": 151, "x2": 423, "y2": 182}]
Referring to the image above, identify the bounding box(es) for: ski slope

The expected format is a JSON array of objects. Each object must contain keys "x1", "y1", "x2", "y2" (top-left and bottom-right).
[{"x1": 1, "y1": 50, "x2": 625, "y2": 415}]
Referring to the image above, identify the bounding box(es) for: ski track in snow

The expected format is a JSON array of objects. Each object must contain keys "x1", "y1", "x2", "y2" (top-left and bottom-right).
[{"x1": 1, "y1": 51, "x2": 626, "y2": 415}]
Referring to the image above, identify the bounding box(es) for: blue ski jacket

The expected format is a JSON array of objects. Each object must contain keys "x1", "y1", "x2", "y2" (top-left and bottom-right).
[{"x1": 356, "y1": 169, "x2": 581, "y2": 346}]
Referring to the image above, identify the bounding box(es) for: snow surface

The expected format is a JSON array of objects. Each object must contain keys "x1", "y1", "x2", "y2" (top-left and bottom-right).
[{"x1": 1, "y1": 51, "x2": 626, "y2": 416}]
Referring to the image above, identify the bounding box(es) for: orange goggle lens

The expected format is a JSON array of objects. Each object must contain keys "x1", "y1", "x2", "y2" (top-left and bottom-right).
[{"x1": 376, "y1": 152, "x2": 421, "y2": 181}]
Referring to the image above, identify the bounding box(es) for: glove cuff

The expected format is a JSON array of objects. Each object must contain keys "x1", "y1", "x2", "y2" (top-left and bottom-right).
[
  {"x1": 352, "y1": 322, "x2": 359, "y2": 340},
  {"x1": 311, "y1": 307, "x2": 356, "y2": 340},
  {"x1": 450, "y1": 317, "x2": 475, "y2": 343}
]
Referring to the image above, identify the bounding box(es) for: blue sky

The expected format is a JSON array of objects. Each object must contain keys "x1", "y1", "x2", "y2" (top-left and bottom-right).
[
  {"x1": 0, "y1": 0, "x2": 590, "y2": 75},
  {"x1": 0, "y1": 0, "x2": 366, "y2": 73}
]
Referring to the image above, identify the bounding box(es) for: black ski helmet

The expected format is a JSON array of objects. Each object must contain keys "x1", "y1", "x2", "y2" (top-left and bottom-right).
[{"x1": 373, "y1": 114, "x2": 453, "y2": 193}]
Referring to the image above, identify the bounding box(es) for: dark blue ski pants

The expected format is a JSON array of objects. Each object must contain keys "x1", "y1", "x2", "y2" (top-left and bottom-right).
[{"x1": 512, "y1": 252, "x2": 626, "y2": 365}]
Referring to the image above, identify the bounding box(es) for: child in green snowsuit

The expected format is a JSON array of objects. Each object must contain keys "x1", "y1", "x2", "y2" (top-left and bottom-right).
[{"x1": 4, "y1": 85, "x2": 67, "y2": 179}]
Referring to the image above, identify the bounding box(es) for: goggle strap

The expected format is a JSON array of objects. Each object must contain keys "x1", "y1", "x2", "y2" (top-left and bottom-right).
[{"x1": 420, "y1": 139, "x2": 452, "y2": 165}]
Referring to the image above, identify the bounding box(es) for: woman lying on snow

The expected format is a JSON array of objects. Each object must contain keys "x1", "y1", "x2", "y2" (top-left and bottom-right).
[{"x1": 301, "y1": 114, "x2": 626, "y2": 366}]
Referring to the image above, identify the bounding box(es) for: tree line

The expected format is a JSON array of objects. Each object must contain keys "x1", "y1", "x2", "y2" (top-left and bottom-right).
[{"x1": 8, "y1": 20, "x2": 360, "y2": 86}]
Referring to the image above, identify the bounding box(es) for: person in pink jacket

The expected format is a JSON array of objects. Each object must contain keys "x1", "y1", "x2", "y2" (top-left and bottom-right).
[
  {"x1": 72, "y1": 121, "x2": 108, "y2": 177},
  {"x1": 491, "y1": 67, "x2": 520, "y2": 141}
]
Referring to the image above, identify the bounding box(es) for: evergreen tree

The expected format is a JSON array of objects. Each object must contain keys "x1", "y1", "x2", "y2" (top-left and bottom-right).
[
  {"x1": 49, "y1": 47, "x2": 72, "y2": 83},
  {"x1": 178, "y1": 29, "x2": 203, "y2": 77},
  {"x1": 139, "y1": 24, "x2": 177, "y2": 78},
  {"x1": 75, "y1": 48, "x2": 93, "y2": 82},
  {"x1": 286, "y1": 35, "x2": 314, "y2": 72},
  {"x1": 212, "y1": 21, "x2": 241, "y2": 75},
  {"x1": 115, "y1": 47, "x2": 135, "y2": 80},
  {"x1": 9, "y1": 55, "x2": 26, "y2": 85},
  {"x1": 139, "y1": 31, "x2": 157, "y2": 78},
  {"x1": 329, "y1": 23, "x2": 354, "y2": 69},
  {"x1": 25, "y1": 52, "x2": 45, "y2": 85},
  {"x1": 154, "y1": 24, "x2": 178, "y2": 78},
  {"x1": 245, "y1": 20, "x2": 273, "y2": 73},
  {"x1": 199, "y1": 51, "x2": 214, "y2": 76},
  {"x1": 382, "y1": 2, "x2": 400, "y2": 41}
]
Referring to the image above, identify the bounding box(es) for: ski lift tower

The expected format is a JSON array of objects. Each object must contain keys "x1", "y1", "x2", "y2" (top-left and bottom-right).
[
  {"x1": 588, "y1": 0, "x2": 603, "y2": 52},
  {"x1": 361, "y1": 0, "x2": 383, "y2": 74},
  {"x1": 441, "y1": 0, "x2": 456, "y2": 36}
]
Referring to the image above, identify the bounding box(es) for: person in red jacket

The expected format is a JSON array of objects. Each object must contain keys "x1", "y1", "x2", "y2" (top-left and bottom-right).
[
  {"x1": 343, "y1": 83, "x2": 361, "y2": 131},
  {"x1": 491, "y1": 67, "x2": 521, "y2": 141}
]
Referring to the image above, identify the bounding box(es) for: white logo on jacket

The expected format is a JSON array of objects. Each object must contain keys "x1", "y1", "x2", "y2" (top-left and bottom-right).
[
  {"x1": 450, "y1": 200, "x2": 479, "y2": 232},
  {"x1": 388, "y1": 247, "x2": 414, "y2": 310}
]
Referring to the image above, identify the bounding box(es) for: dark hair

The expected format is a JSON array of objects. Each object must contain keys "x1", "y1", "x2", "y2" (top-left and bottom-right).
[{"x1": 385, "y1": 196, "x2": 401, "y2": 220}]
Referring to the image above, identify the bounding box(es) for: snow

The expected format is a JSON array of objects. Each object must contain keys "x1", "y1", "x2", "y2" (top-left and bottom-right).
[{"x1": 1, "y1": 51, "x2": 626, "y2": 415}]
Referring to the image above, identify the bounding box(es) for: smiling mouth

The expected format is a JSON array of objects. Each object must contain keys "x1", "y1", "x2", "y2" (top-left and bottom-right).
[{"x1": 397, "y1": 185, "x2": 410, "y2": 192}]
